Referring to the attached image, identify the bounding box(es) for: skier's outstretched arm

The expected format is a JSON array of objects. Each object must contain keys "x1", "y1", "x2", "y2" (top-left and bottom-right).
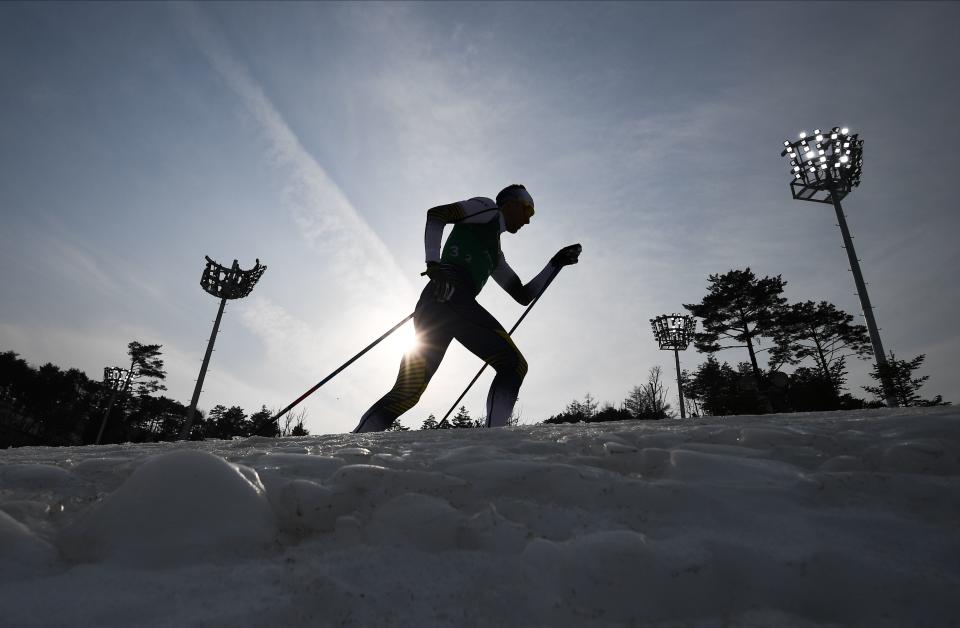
[{"x1": 492, "y1": 244, "x2": 582, "y2": 306}]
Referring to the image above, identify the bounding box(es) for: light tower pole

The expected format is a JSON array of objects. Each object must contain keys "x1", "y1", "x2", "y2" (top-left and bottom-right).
[
  {"x1": 780, "y1": 127, "x2": 896, "y2": 407},
  {"x1": 94, "y1": 366, "x2": 128, "y2": 445},
  {"x1": 181, "y1": 257, "x2": 266, "y2": 439},
  {"x1": 650, "y1": 314, "x2": 696, "y2": 419}
]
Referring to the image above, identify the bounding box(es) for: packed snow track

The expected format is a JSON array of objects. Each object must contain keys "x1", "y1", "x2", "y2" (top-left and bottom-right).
[{"x1": 1, "y1": 407, "x2": 958, "y2": 627}]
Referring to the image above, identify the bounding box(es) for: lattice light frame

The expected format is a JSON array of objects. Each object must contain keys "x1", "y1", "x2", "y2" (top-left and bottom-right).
[
  {"x1": 650, "y1": 314, "x2": 696, "y2": 351},
  {"x1": 102, "y1": 366, "x2": 127, "y2": 389},
  {"x1": 780, "y1": 127, "x2": 863, "y2": 203},
  {"x1": 200, "y1": 257, "x2": 267, "y2": 300}
]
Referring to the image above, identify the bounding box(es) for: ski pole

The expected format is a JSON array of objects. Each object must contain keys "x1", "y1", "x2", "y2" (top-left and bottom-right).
[
  {"x1": 272, "y1": 312, "x2": 414, "y2": 423},
  {"x1": 439, "y1": 265, "x2": 563, "y2": 425}
]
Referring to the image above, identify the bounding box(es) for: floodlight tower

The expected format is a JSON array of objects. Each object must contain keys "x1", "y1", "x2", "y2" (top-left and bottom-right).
[
  {"x1": 780, "y1": 127, "x2": 896, "y2": 407},
  {"x1": 94, "y1": 366, "x2": 129, "y2": 445},
  {"x1": 181, "y1": 257, "x2": 266, "y2": 439},
  {"x1": 650, "y1": 314, "x2": 696, "y2": 419}
]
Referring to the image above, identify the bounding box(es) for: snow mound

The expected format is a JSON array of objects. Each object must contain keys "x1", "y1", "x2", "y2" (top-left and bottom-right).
[
  {"x1": 59, "y1": 449, "x2": 277, "y2": 567},
  {"x1": 368, "y1": 492, "x2": 464, "y2": 551},
  {"x1": 268, "y1": 478, "x2": 340, "y2": 534},
  {"x1": 666, "y1": 448, "x2": 808, "y2": 485},
  {"x1": 256, "y1": 453, "x2": 345, "y2": 479},
  {"x1": 880, "y1": 439, "x2": 959, "y2": 474},
  {"x1": 0, "y1": 509, "x2": 57, "y2": 579},
  {"x1": 0, "y1": 463, "x2": 85, "y2": 491}
]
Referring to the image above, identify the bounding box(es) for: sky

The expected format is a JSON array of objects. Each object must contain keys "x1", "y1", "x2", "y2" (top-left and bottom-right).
[{"x1": 1, "y1": 1, "x2": 958, "y2": 434}]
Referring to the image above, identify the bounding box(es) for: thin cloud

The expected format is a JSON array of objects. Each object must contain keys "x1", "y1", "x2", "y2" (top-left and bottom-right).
[
  {"x1": 171, "y1": 2, "x2": 420, "y2": 430},
  {"x1": 43, "y1": 236, "x2": 124, "y2": 299},
  {"x1": 238, "y1": 297, "x2": 323, "y2": 373},
  {"x1": 174, "y1": 2, "x2": 411, "y2": 306},
  {"x1": 31, "y1": 220, "x2": 174, "y2": 315}
]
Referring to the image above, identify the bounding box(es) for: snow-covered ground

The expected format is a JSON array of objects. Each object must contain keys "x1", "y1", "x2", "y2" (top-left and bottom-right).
[{"x1": 1, "y1": 407, "x2": 958, "y2": 628}]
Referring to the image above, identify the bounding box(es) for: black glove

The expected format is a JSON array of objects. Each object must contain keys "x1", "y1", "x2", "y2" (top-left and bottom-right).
[
  {"x1": 550, "y1": 244, "x2": 582, "y2": 268},
  {"x1": 421, "y1": 262, "x2": 456, "y2": 302}
]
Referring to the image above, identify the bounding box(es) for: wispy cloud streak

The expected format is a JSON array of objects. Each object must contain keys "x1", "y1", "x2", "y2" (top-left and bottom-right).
[
  {"x1": 175, "y1": 2, "x2": 411, "y2": 306},
  {"x1": 173, "y1": 3, "x2": 419, "y2": 430}
]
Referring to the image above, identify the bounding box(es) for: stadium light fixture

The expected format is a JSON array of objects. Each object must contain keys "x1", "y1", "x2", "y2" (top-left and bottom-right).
[
  {"x1": 181, "y1": 257, "x2": 266, "y2": 439},
  {"x1": 650, "y1": 314, "x2": 696, "y2": 419},
  {"x1": 779, "y1": 127, "x2": 896, "y2": 407},
  {"x1": 94, "y1": 366, "x2": 130, "y2": 445}
]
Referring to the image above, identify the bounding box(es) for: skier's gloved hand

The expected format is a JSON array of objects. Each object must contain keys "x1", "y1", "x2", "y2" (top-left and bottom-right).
[
  {"x1": 550, "y1": 244, "x2": 582, "y2": 268},
  {"x1": 422, "y1": 261, "x2": 456, "y2": 302}
]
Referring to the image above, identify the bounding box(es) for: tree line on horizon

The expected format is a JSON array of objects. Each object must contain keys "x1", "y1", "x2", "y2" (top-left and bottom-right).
[
  {"x1": 0, "y1": 267, "x2": 948, "y2": 447},
  {"x1": 542, "y1": 267, "x2": 947, "y2": 424},
  {"x1": 0, "y1": 342, "x2": 310, "y2": 448},
  {"x1": 383, "y1": 406, "x2": 491, "y2": 432}
]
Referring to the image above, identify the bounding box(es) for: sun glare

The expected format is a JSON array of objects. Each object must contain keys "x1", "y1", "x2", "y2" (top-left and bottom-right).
[
  {"x1": 382, "y1": 319, "x2": 419, "y2": 356},
  {"x1": 400, "y1": 323, "x2": 420, "y2": 354}
]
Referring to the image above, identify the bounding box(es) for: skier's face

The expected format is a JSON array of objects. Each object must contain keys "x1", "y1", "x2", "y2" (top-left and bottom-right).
[{"x1": 503, "y1": 198, "x2": 534, "y2": 233}]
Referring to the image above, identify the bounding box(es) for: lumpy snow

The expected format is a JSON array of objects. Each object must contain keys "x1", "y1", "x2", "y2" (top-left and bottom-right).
[
  {"x1": 1, "y1": 406, "x2": 959, "y2": 627},
  {"x1": 59, "y1": 449, "x2": 277, "y2": 566}
]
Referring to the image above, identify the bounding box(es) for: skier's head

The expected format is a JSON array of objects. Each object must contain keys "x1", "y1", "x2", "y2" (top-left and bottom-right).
[{"x1": 497, "y1": 184, "x2": 534, "y2": 234}]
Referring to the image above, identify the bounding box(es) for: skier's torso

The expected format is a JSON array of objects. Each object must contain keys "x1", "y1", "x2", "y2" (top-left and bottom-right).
[{"x1": 440, "y1": 217, "x2": 501, "y2": 295}]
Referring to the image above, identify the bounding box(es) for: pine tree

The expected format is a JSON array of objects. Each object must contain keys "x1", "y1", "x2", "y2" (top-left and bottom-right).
[
  {"x1": 206, "y1": 405, "x2": 250, "y2": 439},
  {"x1": 683, "y1": 268, "x2": 788, "y2": 388},
  {"x1": 125, "y1": 394, "x2": 188, "y2": 441},
  {"x1": 205, "y1": 405, "x2": 228, "y2": 438},
  {"x1": 125, "y1": 342, "x2": 167, "y2": 396},
  {"x1": 93, "y1": 341, "x2": 168, "y2": 444},
  {"x1": 623, "y1": 385, "x2": 646, "y2": 418},
  {"x1": 788, "y1": 365, "x2": 849, "y2": 411},
  {"x1": 593, "y1": 403, "x2": 633, "y2": 422},
  {"x1": 0, "y1": 351, "x2": 33, "y2": 409},
  {"x1": 420, "y1": 414, "x2": 439, "y2": 430},
  {"x1": 249, "y1": 405, "x2": 279, "y2": 437},
  {"x1": 545, "y1": 393, "x2": 600, "y2": 424},
  {"x1": 452, "y1": 406, "x2": 474, "y2": 428},
  {"x1": 568, "y1": 393, "x2": 598, "y2": 420},
  {"x1": 684, "y1": 356, "x2": 743, "y2": 416},
  {"x1": 863, "y1": 353, "x2": 949, "y2": 407},
  {"x1": 770, "y1": 301, "x2": 871, "y2": 397},
  {"x1": 386, "y1": 421, "x2": 410, "y2": 431},
  {"x1": 677, "y1": 369, "x2": 703, "y2": 417}
]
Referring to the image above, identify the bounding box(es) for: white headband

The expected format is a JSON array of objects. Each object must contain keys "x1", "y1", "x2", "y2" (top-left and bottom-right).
[{"x1": 503, "y1": 187, "x2": 533, "y2": 207}]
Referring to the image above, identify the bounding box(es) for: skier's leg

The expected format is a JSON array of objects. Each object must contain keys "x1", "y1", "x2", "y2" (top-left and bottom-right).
[
  {"x1": 482, "y1": 330, "x2": 527, "y2": 427},
  {"x1": 354, "y1": 295, "x2": 453, "y2": 433},
  {"x1": 452, "y1": 302, "x2": 527, "y2": 428},
  {"x1": 353, "y1": 352, "x2": 430, "y2": 432}
]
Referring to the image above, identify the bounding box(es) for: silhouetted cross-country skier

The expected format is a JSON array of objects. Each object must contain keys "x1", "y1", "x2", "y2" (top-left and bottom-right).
[{"x1": 353, "y1": 184, "x2": 581, "y2": 432}]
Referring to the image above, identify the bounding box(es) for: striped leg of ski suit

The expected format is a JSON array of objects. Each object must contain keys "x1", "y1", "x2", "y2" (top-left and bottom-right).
[{"x1": 354, "y1": 282, "x2": 527, "y2": 432}]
